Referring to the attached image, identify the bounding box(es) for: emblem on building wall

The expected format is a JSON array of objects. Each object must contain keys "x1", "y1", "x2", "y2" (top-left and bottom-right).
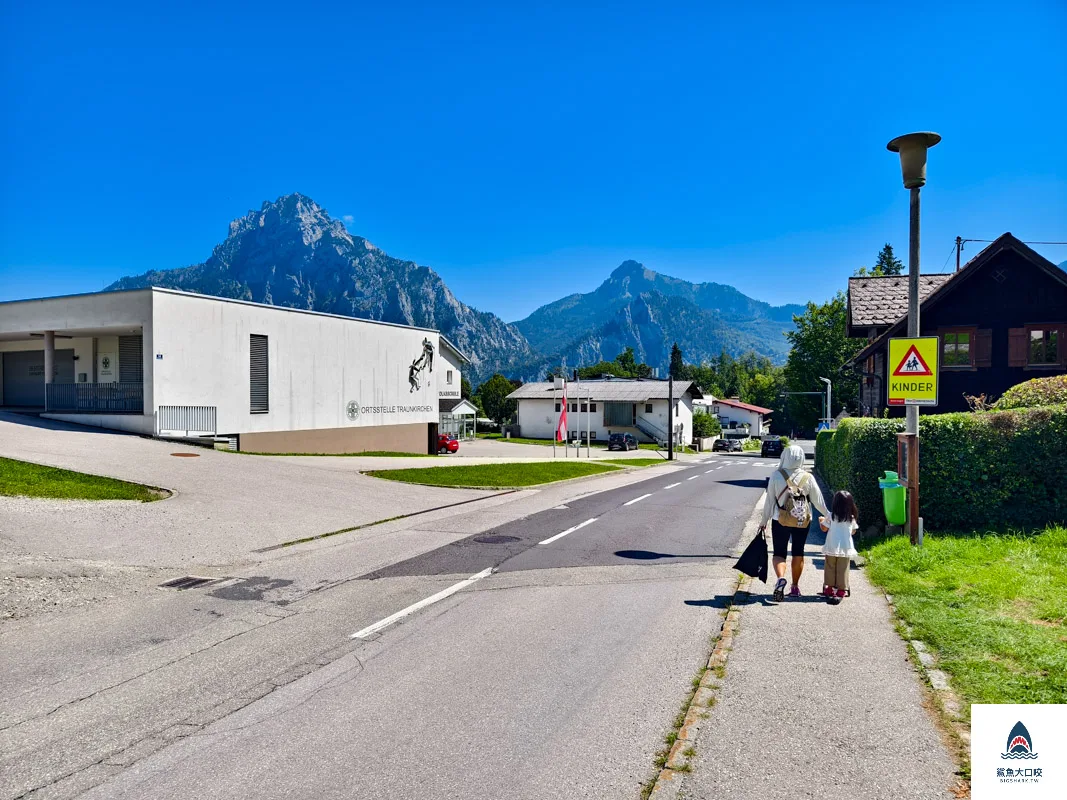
[{"x1": 346, "y1": 401, "x2": 360, "y2": 420}]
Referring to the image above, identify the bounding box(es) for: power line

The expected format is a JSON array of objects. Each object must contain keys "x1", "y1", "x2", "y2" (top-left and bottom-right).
[
  {"x1": 940, "y1": 242, "x2": 957, "y2": 271},
  {"x1": 961, "y1": 239, "x2": 1067, "y2": 245}
]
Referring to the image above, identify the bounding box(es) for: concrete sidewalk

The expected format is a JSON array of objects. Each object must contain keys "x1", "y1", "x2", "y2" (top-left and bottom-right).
[{"x1": 672, "y1": 525, "x2": 958, "y2": 799}]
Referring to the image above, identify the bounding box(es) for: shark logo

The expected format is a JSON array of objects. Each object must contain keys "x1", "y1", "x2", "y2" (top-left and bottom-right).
[{"x1": 1002, "y1": 721, "x2": 1038, "y2": 760}]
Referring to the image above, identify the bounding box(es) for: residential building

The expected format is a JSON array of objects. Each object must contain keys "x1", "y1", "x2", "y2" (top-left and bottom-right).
[
  {"x1": 0, "y1": 287, "x2": 469, "y2": 454},
  {"x1": 506, "y1": 379, "x2": 701, "y2": 445},
  {"x1": 845, "y1": 233, "x2": 1067, "y2": 415},
  {"x1": 697, "y1": 397, "x2": 773, "y2": 437}
]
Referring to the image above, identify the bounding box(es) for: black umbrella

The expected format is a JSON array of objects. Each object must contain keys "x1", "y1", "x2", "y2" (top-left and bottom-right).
[{"x1": 733, "y1": 531, "x2": 768, "y2": 583}]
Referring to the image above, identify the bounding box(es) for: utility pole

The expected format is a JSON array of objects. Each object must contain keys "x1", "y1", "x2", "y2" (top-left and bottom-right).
[
  {"x1": 667, "y1": 377, "x2": 674, "y2": 461},
  {"x1": 955, "y1": 236, "x2": 962, "y2": 272}
]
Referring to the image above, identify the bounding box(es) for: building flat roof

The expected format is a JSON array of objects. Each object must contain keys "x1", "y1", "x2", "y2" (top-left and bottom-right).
[
  {"x1": 0, "y1": 285, "x2": 448, "y2": 337},
  {"x1": 507, "y1": 380, "x2": 700, "y2": 402}
]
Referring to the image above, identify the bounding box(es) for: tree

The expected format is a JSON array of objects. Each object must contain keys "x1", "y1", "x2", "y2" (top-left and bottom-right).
[
  {"x1": 615, "y1": 347, "x2": 637, "y2": 375},
  {"x1": 875, "y1": 243, "x2": 904, "y2": 276},
  {"x1": 782, "y1": 292, "x2": 864, "y2": 432},
  {"x1": 669, "y1": 342, "x2": 684, "y2": 380},
  {"x1": 854, "y1": 243, "x2": 904, "y2": 277},
  {"x1": 475, "y1": 373, "x2": 521, "y2": 423},
  {"x1": 692, "y1": 412, "x2": 722, "y2": 438},
  {"x1": 461, "y1": 375, "x2": 472, "y2": 400}
]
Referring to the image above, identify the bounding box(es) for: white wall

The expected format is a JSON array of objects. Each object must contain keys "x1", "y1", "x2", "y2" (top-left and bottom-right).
[
  {"x1": 150, "y1": 290, "x2": 441, "y2": 435},
  {"x1": 438, "y1": 346, "x2": 463, "y2": 403},
  {"x1": 42, "y1": 412, "x2": 154, "y2": 435},
  {"x1": 712, "y1": 403, "x2": 765, "y2": 436},
  {"x1": 517, "y1": 394, "x2": 694, "y2": 443}
]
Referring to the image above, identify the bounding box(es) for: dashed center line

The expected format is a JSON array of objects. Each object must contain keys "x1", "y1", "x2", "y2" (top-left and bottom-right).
[
  {"x1": 539, "y1": 517, "x2": 598, "y2": 545},
  {"x1": 664, "y1": 482, "x2": 681, "y2": 489},
  {"x1": 687, "y1": 475, "x2": 699, "y2": 480},
  {"x1": 624, "y1": 493, "x2": 652, "y2": 506},
  {"x1": 705, "y1": 469, "x2": 715, "y2": 474},
  {"x1": 351, "y1": 566, "x2": 494, "y2": 639}
]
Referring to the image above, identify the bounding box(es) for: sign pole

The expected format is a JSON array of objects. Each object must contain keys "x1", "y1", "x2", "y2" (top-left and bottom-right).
[{"x1": 906, "y1": 185, "x2": 921, "y2": 545}]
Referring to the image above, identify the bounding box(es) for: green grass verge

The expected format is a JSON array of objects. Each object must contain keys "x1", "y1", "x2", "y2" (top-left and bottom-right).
[
  {"x1": 601, "y1": 458, "x2": 667, "y2": 466},
  {"x1": 365, "y1": 461, "x2": 619, "y2": 488},
  {"x1": 862, "y1": 526, "x2": 1067, "y2": 710},
  {"x1": 0, "y1": 456, "x2": 163, "y2": 501},
  {"x1": 476, "y1": 433, "x2": 608, "y2": 449},
  {"x1": 226, "y1": 449, "x2": 431, "y2": 457}
]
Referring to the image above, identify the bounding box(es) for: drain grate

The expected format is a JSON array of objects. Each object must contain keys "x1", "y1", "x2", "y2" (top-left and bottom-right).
[
  {"x1": 159, "y1": 575, "x2": 223, "y2": 590},
  {"x1": 474, "y1": 535, "x2": 520, "y2": 544},
  {"x1": 171, "y1": 452, "x2": 200, "y2": 458}
]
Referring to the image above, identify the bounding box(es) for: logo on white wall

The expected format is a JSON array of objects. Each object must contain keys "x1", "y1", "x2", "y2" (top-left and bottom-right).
[
  {"x1": 101, "y1": 356, "x2": 111, "y2": 370},
  {"x1": 346, "y1": 401, "x2": 360, "y2": 421}
]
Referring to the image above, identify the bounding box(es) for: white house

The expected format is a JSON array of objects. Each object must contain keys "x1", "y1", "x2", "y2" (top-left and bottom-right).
[
  {"x1": 0, "y1": 287, "x2": 469, "y2": 454},
  {"x1": 507, "y1": 379, "x2": 701, "y2": 445},
  {"x1": 697, "y1": 396, "x2": 773, "y2": 438}
]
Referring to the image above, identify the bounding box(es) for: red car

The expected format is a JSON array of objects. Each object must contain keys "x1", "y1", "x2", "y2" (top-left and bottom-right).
[{"x1": 437, "y1": 434, "x2": 460, "y2": 454}]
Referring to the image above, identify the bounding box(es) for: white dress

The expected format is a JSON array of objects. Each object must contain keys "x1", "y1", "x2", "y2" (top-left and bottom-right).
[{"x1": 823, "y1": 519, "x2": 858, "y2": 558}]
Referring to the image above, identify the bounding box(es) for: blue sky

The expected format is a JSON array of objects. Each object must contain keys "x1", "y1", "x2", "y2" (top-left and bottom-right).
[{"x1": 2, "y1": 1, "x2": 1065, "y2": 320}]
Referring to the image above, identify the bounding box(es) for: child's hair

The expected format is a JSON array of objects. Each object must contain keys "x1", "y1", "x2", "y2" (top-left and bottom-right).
[{"x1": 831, "y1": 490, "x2": 859, "y2": 523}]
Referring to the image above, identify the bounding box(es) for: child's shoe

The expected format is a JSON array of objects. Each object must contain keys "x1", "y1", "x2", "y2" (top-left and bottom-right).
[
  {"x1": 788, "y1": 585, "x2": 801, "y2": 598},
  {"x1": 835, "y1": 588, "x2": 847, "y2": 600},
  {"x1": 822, "y1": 585, "x2": 835, "y2": 600}
]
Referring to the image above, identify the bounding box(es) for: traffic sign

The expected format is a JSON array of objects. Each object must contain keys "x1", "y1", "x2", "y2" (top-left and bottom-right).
[{"x1": 888, "y1": 336, "x2": 939, "y2": 406}]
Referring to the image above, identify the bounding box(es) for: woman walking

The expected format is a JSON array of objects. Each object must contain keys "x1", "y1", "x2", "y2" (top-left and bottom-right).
[{"x1": 758, "y1": 444, "x2": 829, "y2": 602}]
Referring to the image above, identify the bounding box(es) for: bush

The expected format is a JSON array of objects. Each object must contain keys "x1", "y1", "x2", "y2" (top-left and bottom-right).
[
  {"x1": 742, "y1": 438, "x2": 761, "y2": 451},
  {"x1": 816, "y1": 405, "x2": 1067, "y2": 531},
  {"x1": 692, "y1": 413, "x2": 722, "y2": 438},
  {"x1": 994, "y1": 375, "x2": 1067, "y2": 410}
]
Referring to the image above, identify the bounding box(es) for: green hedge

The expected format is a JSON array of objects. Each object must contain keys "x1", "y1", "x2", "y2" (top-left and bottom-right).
[
  {"x1": 816, "y1": 405, "x2": 1067, "y2": 531},
  {"x1": 994, "y1": 375, "x2": 1067, "y2": 410}
]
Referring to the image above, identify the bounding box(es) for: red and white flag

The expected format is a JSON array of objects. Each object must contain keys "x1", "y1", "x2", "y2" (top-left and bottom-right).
[{"x1": 556, "y1": 388, "x2": 568, "y2": 442}]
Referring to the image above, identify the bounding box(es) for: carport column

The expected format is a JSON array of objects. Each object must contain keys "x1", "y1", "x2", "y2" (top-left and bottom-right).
[{"x1": 43, "y1": 331, "x2": 55, "y2": 410}]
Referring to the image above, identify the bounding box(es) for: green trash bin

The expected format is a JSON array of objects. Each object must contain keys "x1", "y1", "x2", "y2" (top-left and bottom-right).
[{"x1": 879, "y1": 470, "x2": 907, "y2": 526}]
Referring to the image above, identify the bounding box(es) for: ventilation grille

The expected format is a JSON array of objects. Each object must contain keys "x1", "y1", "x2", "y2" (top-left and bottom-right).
[
  {"x1": 159, "y1": 576, "x2": 224, "y2": 590},
  {"x1": 118, "y1": 335, "x2": 143, "y2": 383},
  {"x1": 250, "y1": 334, "x2": 269, "y2": 413}
]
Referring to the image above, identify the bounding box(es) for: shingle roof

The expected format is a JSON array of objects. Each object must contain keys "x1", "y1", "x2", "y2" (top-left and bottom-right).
[
  {"x1": 848, "y1": 274, "x2": 953, "y2": 328},
  {"x1": 506, "y1": 380, "x2": 700, "y2": 401}
]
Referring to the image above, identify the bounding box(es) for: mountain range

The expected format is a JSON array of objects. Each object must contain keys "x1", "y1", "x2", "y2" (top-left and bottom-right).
[{"x1": 107, "y1": 194, "x2": 803, "y2": 383}]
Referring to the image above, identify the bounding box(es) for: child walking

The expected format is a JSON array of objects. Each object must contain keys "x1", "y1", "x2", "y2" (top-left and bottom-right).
[{"x1": 820, "y1": 490, "x2": 858, "y2": 606}]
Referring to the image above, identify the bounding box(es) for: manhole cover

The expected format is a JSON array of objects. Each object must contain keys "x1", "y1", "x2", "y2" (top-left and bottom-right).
[
  {"x1": 171, "y1": 452, "x2": 200, "y2": 458},
  {"x1": 474, "y1": 535, "x2": 520, "y2": 544}
]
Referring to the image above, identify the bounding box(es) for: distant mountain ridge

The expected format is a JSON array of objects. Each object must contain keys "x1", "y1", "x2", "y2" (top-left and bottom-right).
[
  {"x1": 107, "y1": 193, "x2": 802, "y2": 381},
  {"x1": 514, "y1": 260, "x2": 803, "y2": 370},
  {"x1": 107, "y1": 194, "x2": 534, "y2": 381}
]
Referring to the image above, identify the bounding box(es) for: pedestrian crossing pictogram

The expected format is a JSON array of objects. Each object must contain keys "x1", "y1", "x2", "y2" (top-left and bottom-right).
[{"x1": 892, "y1": 345, "x2": 933, "y2": 376}]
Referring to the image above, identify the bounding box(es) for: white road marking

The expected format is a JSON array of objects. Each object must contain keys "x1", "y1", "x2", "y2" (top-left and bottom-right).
[
  {"x1": 664, "y1": 482, "x2": 681, "y2": 489},
  {"x1": 716, "y1": 465, "x2": 726, "y2": 469},
  {"x1": 687, "y1": 475, "x2": 699, "y2": 480},
  {"x1": 539, "y1": 517, "x2": 597, "y2": 545},
  {"x1": 705, "y1": 469, "x2": 716, "y2": 474},
  {"x1": 624, "y1": 493, "x2": 652, "y2": 506},
  {"x1": 552, "y1": 504, "x2": 570, "y2": 509},
  {"x1": 351, "y1": 567, "x2": 494, "y2": 639}
]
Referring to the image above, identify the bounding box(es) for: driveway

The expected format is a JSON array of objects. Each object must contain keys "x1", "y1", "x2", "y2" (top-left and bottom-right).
[{"x1": 0, "y1": 413, "x2": 492, "y2": 566}]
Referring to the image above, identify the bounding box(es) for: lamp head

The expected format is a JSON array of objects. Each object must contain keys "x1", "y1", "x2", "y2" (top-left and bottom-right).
[{"x1": 887, "y1": 132, "x2": 941, "y2": 188}]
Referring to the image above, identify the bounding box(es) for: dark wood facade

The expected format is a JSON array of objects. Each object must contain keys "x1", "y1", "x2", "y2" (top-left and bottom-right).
[{"x1": 847, "y1": 234, "x2": 1067, "y2": 416}]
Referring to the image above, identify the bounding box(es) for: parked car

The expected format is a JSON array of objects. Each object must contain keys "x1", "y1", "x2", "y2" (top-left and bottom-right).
[
  {"x1": 760, "y1": 437, "x2": 784, "y2": 458},
  {"x1": 712, "y1": 438, "x2": 742, "y2": 452},
  {"x1": 437, "y1": 434, "x2": 460, "y2": 454},
  {"x1": 607, "y1": 432, "x2": 638, "y2": 451}
]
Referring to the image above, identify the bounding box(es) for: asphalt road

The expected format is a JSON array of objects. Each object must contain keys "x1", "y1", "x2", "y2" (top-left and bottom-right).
[{"x1": 3, "y1": 454, "x2": 775, "y2": 800}]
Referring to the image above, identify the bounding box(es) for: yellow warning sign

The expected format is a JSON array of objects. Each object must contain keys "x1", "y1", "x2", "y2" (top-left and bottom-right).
[{"x1": 888, "y1": 337, "x2": 939, "y2": 406}]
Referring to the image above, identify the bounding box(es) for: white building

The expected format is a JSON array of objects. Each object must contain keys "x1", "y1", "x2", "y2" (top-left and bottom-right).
[
  {"x1": 695, "y1": 396, "x2": 773, "y2": 438},
  {"x1": 507, "y1": 379, "x2": 701, "y2": 445},
  {"x1": 0, "y1": 287, "x2": 469, "y2": 454}
]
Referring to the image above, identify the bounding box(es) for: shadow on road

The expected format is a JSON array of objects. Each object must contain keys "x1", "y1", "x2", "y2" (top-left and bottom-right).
[
  {"x1": 714, "y1": 478, "x2": 768, "y2": 488},
  {"x1": 615, "y1": 549, "x2": 732, "y2": 560}
]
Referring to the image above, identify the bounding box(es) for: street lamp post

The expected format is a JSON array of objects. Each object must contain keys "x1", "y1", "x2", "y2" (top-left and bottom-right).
[
  {"x1": 887, "y1": 131, "x2": 940, "y2": 544},
  {"x1": 819, "y1": 377, "x2": 832, "y2": 428}
]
